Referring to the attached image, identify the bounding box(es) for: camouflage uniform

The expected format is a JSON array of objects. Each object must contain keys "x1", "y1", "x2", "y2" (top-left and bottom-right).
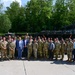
[
  {"x1": 43, "y1": 41, "x2": 48, "y2": 59},
  {"x1": 7, "y1": 39, "x2": 11, "y2": 58},
  {"x1": 55, "y1": 41, "x2": 61, "y2": 60},
  {"x1": 9, "y1": 41, "x2": 16, "y2": 59},
  {"x1": 33, "y1": 42, "x2": 38, "y2": 59},
  {"x1": 66, "y1": 40, "x2": 73, "y2": 61},
  {"x1": 60, "y1": 41, "x2": 65, "y2": 60},
  {"x1": 27, "y1": 41, "x2": 32, "y2": 59},
  {"x1": 0, "y1": 40, "x2": 2, "y2": 59},
  {"x1": 37, "y1": 41, "x2": 43, "y2": 58},
  {"x1": 1, "y1": 40, "x2": 8, "y2": 59}
]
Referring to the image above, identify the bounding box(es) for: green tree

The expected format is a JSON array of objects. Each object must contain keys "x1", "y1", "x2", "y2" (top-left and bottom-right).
[
  {"x1": 0, "y1": 0, "x2": 3, "y2": 14},
  {"x1": 51, "y1": 0, "x2": 71, "y2": 30},
  {"x1": 0, "y1": 0, "x2": 11, "y2": 33},
  {"x1": 67, "y1": 0, "x2": 75, "y2": 23},
  {"x1": 25, "y1": 0, "x2": 52, "y2": 32},
  {"x1": 0, "y1": 14, "x2": 11, "y2": 33},
  {"x1": 5, "y1": 1, "x2": 24, "y2": 32},
  {"x1": 5, "y1": 0, "x2": 53, "y2": 32}
]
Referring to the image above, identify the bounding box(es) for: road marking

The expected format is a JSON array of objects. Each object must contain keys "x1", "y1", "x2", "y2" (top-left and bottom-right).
[{"x1": 23, "y1": 61, "x2": 27, "y2": 75}]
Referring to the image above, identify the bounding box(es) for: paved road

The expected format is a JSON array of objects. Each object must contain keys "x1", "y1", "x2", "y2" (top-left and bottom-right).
[{"x1": 0, "y1": 56, "x2": 75, "y2": 75}]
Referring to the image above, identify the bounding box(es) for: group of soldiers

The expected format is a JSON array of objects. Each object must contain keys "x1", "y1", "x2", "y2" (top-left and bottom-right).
[
  {"x1": 0, "y1": 34, "x2": 75, "y2": 62},
  {"x1": 0, "y1": 36, "x2": 16, "y2": 60}
]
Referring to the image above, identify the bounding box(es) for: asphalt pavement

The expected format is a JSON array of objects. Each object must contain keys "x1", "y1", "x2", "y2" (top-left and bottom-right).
[{"x1": 0, "y1": 55, "x2": 75, "y2": 75}]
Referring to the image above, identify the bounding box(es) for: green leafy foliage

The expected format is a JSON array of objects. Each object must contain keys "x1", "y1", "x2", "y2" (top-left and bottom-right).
[
  {"x1": 0, "y1": 14, "x2": 11, "y2": 32},
  {"x1": 1, "y1": 0, "x2": 75, "y2": 32},
  {"x1": 0, "y1": 0, "x2": 11, "y2": 33},
  {"x1": 5, "y1": 0, "x2": 52, "y2": 32}
]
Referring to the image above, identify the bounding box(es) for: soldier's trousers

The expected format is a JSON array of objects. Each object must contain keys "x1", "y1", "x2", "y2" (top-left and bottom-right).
[
  {"x1": 43, "y1": 49, "x2": 48, "y2": 58},
  {"x1": 1, "y1": 49, "x2": 7, "y2": 59},
  {"x1": 55, "y1": 50, "x2": 59, "y2": 60},
  {"x1": 33, "y1": 49, "x2": 37, "y2": 59},
  {"x1": 28, "y1": 49, "x2": 32, "y2": 59},
  {"x1": 0, "y1": 49, "x2": 2, "y2": 60},
  {"x1": 37, "y1": 49, "x2": 42, "y2": 58},
  {"x1": 67, "y1": 50, "x2": 72, "y2": 61},
  {"x1": 60, "y1": 50, "x2": 64, "y2": 60},
  {"x1": 9, "y1": 50, "x2": 15, "y2": 58}
]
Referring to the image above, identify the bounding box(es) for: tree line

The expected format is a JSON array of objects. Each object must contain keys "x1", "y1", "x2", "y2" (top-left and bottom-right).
[{"x1": 0, "y1": 0, "x2": 75, "y2": 33}]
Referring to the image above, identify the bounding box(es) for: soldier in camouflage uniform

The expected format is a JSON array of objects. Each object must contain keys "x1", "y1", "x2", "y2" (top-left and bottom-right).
[
  {"x1": 27, "y1": 38, "x2": 33, "y2": 60},
  {"x1": 32, "y1": 38, "x2": 38, "y2": 59},
  {"x1": 54, "y1": 38, "x2": 61, "y2": 60},
  {"x1": 7, "y1": 35, "x2": 12, "y2": 59},
  {"x1": 41, "y1": 37, "x2": 45, "y2": 58},
  {"x1": 66, "y1": 39, "x2": 73, "y2": 62},
  {"x1": 60, "y1": 38, "x2": 66, "y2": 60},
  {"x1": 37, "y1": 37, "x2": 43, "y2": 59},
  {"x1": 9, "y1": 38, "x2": 16, "y2": 59},
  {"x1": 0, "y1": 37, "x2": 8, "y2": 60},
  {"x1": 0, "y1": 37, "x2": 3, "y2": 60},
  {"x1": 42, "y1": 38, "x2": 48, "y2": 59}
]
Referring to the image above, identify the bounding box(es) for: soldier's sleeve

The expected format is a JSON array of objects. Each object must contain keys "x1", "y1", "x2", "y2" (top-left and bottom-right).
[
  {"x1": 1, "y1": 42, "x2": 5, "y2": 49},
  {"x1": 0, "y1": 43, "x2": 3, "y2": 49}
]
